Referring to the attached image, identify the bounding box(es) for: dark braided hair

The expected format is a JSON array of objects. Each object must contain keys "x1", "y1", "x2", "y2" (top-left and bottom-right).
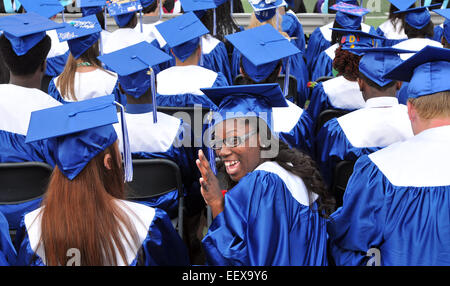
[
  {"x1": 332, "y1": 45, "x2": 362, "y2": 81},
  {"x1": 215, "y1": 118, "x2": 336, "y2": 218}
]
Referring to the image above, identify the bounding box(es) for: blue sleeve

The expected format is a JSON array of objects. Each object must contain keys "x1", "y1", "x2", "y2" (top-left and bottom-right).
[
  {"x1": 156, "y1": 93, "x2": 218, "y2": 109},
  {"x1": 315, "y1": 119, "x2": 380, "y2": 186},
  {"x1": 0, "y1": 213, "x2": 16, "y2": 266},
  {"x1": 202, "y1": 171, "x2": 328, "y2": 266},
  {"x1": 230, "y1": 47, "x2": 241, "y2": 83},
  {"x1": 304, "y1": 28, "x2": 331, "y2": 77},
  {"x1": 45, "y1": 51, "x2": 69, "y2": 77},
  {"x1": 433, "y1": 25, "x2": 444, "y2": 42},
  {"x1": 47, "y1": 78, "x2": 65, "y2": 103},
  {"x1": 139, "y1": 208, "x2": 190, "y2": 266},
  {"x1": 327, "y1": 155, "x2": 388, "y2": 266},
  {"x1": 111, "y1": 79, "x2": 127, "y2": 106},
  {"x1": 282, "y1": 13, "x2": 306, "y2": 53},
  {"x1": 283, "y1": 53, "x2": 309, "y2": 107},
  {"x1": 310, "y1": 51, "x2": 333, "y2": 82}
]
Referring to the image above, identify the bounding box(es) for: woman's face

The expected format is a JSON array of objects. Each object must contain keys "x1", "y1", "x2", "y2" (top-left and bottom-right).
[{"x1": 213, "y1": 118, "x2": 262, "y2": 182}]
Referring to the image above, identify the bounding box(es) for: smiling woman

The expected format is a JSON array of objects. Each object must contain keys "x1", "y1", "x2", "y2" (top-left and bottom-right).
[{"x1": 196, "y1": 83, "x2": 334, "y2": 266}]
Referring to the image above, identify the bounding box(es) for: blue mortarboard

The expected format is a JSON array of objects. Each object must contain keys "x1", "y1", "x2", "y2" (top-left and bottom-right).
[
  {"x1": 330, "y1": 2, "x2": 370, "y2": 30},
  {"x1": 155, "y1": 12, "x2": 209, "y2": 62},
  {"x1": 331, "y1": 28, "x2": 384, "y2": 55},
  {"x1": 434, "y1": 8, "x2": 450, "y2": 43},
  {"x1": 180, "y1": 0, "x2": 217, "y2": 16},
  {"x1": 26, "y1": 95, "x2": 133, "y2": 181},
  {"x1": 56, "y1": 15, "x2": 102, "y2": 59},
  {"x1": 107, "y1": 0, "x2": 142, "y2": 28},
  {"x1": 19, "y1": 0, "x2": 64, "y2": 19},
  {"x1": 225, "y1": 24, "x2": 300, "y2": 93},
  {"x1": 77, "y1": 0, "x2": 106, "y2": 16},
  {"x1": 384, "y1": 46, "x2": 450, "y2": 99},
  {"x1": 248, "y1": 0, "x2": 287, "y2": 23},
  {"x1": 201, "y1": 83, "x2": 288, "y2": 132},
  {"x1": 394, "y1": 4, "x2": 441, "y2": 30},
  {"x1": 98, "y1": 41, "x2": 172, "y2": 122},
  {"x1": 388, "y1": 0, "x2": 416, "y2": 11},
  {"x1": 346, "y1": 47, "x2": 416, "y2": 87},
  {"x1": 141, "y1": 0, "x2": 157, "y2": 7},
  {"x1": 0, "y1": 12, "x2": 65, "y2": 56}
]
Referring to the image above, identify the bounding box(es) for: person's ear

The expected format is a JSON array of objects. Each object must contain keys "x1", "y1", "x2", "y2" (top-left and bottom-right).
[
  {"x1": 41, "y1": 60, "x2": 47, "y2": 73},
  {"x1": 407, "y1": 100, "x2": 415, "y2": 123},
  {"x1": 357, "y1": 77, "x2": 364, "y2": 92},
  {"x1": 104, "y1": 153, "x2": 113, "y2": 170},
  {"x1": 396, "y1": 81, "x2": 403, "y2": 91}
]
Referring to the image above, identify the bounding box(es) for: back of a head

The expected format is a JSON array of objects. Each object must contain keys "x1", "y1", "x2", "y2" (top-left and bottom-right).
[
  {"x1": 408, "y1": 91, "x2": 450, "y2": 120},
  {"x1": 404, "y1": 20, "x2": 434, "y2": 39},
  {"x1": 0, "y1": 34, "x2": 51, "y2": 76},
  {"x1": 333, "y1": 45, "x2": 362, "y2": 81}
]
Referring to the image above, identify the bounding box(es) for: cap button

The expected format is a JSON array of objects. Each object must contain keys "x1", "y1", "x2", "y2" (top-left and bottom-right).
[
  {"x1": 23, "y1": 22, "x2": 29, "y2": 25},
  {"x1": 260, "y1": 41, "x2": 265, "y2": 46},
  {"x1": 131, "y1": 55, "x2": 137, "y2": 59}
]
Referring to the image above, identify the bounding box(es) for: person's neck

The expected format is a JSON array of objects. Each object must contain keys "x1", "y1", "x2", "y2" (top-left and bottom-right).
[
  {"x1": 175, "y1": 57, "x2": 199, "y2": 67},
  {"x1": 126, "y1": 94, "x2": 152, "y2": 105},
  {"x1": 363, "y1": 92, "x2": 397, "y2": 102},
  {"x1": 9, "y1": 72, "x2": 42, "y2": 90},
  {"x1": 414, "y1": 118, "x2": 450, "y2": 135}
]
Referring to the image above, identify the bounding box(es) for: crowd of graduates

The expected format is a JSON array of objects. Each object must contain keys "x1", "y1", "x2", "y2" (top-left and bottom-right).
[{"x1": 0, "y1": 0, "x2": 449, "y2": 266}]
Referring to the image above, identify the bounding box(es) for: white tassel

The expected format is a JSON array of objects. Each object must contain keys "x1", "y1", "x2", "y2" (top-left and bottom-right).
[{"x1": 115, "y1": 101, "x2": 133, "y2": 182}]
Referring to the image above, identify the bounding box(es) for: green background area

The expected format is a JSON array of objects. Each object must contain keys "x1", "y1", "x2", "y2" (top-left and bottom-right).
[{"x1": 241, "y1": 0, "x2": 402, "y2": 28}]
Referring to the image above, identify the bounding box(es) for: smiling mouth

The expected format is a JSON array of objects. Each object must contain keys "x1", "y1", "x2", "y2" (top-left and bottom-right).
[{"x1": 224, "y1": 160, "x2": 240, "y2": 174}]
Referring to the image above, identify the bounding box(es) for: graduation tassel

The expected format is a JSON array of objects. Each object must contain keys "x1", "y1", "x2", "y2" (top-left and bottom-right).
[
  {"x1": 443, "y1": 0, "x2": 449, "y2": 9},
  {"x1": 139, "y1": 10, "x2": 143, "y2": 33},
  {"x1": 104, "y1": 7, "x2": 108, "y2": 32},
  {"x1": 230, "y1": 0, "x2": 234, "y2": 15},
  {"x1": 62, "y1": 10, "x2": 66, "y2": 23},
  {"x1": 115, "y1": 101, "x2": 133, "y2": 183},
  {"x1": 199, "y1": 37, "x2": 204, "y2": 66},
  {"x1": 276, "y1": 8, "x2": 279, "y2": 31},
  {"x1": 283, "y1": 57, "x2": 291, "y2": 98},
  {"x1": 207, "y1": 112, "x2": 217, "y2": 175},
  {"x1": 159, "y1": 0, "x2": 163, "y2": 21},
  {"x1": 213, "y1": 8, "x2": 217, "y2": 36},
  {"x1": 149, "y1": 67, "x2": 158, "y2": 123}
]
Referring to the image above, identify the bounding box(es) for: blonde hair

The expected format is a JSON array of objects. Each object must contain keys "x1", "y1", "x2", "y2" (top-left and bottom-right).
[
  {"x1": 408, "y1": 91, "x2": 450, "y2": 120},
  {"x1": 248, "y1": 12, "x2": 290, "y2": 39}
]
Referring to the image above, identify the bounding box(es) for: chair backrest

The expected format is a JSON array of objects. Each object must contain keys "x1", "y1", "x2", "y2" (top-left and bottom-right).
[
  {"x1": 314, "y1": 76, "x2": 334, "y2": 83},
  {"x1": 315, "y1": 108, "x2": 350, "y2": 135},
  {"x1": 127, "y1": 159, "x2": 183, "y2": 200},
  {"x1": 233, "y1": 74, "x2": 298, "y2": 105},
  {"x1": 0, "y1": 162, "x2": 53, "y2": 205},
  {"x1": 332, "y1": 160, "x2": 356, "y2": 208}
]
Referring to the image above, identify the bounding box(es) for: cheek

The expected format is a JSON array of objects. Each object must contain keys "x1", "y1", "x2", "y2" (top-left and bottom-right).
[{"x1": 239, "y1": 147, "x2": 261, "y2": 172}]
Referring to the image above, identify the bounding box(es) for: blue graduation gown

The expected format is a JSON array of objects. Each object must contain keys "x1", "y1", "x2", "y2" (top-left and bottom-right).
[
  {"x1": 202, "y1": 161, "x2": 328, "y2": 266},
  {"x1": 47, "y1": 69, "x2": 125, "y2": 105},
  {"x1": 15, "y1": 202, "x2": 190, "y2": 266},
  {"x1": 201, "y1": 35, "x2": 232, "y2": 85},
  {"x1": 45, "y1": 30, "x2": 69, "y2": 78},
  {"x1": 305, "y1": 22, "x2": 333, "y2": 77},
  {"x1": 375, "y1": 19, "x2": 408, "y2": 47},
  {"x1": 281, "y1": 10, "x2": 306, "y2": 53},
  {"x1": 114, "y1": 104, "x2": 201, "y2": 218},
  {"x1": 0, "y1": 212, "x2": 16, "y2": 266},
  {"x1": 156, "y1": 65, "x2": 226, "y2": 109},
  {"x1": 310, "y1": 43, "x2": 337, "y2": 82},
  {"x1": 433, "y1": 24, "x2": 444, "y2": 43},
  {"x1": 0, "y1": 84, "x2": 61, "y2": 230},
  {"x1": 315, "y1": 98, "x2": 413, "y2": 186},
  {"x1": 273, "y1": 101, "x2": 314, "y2": 156},
  {"x1": 306, "y1": 76, "x2": 365, "y2": 128},
  {"x1": 328, "y1": 125, "x2": 450, "y2": 266}
]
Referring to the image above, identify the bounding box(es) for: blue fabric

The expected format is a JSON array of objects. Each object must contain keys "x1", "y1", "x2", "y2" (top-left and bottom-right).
[
  {"x1": 328, "y1": 155, "x2": 450, "y2": 266},
  {"x1": 0, "y1": 212, "x2": 16, "y2": 266},
  {"x1": 45, "y1": 50, "x2": 70, "y2": 77},
  {"x1": 281, "y1": 12, "x2": 306, "y2": 53},
  {"x1": 305, "y1": 27, "x2": 331, "y2": 78},
  {"x1": 130, "y1": 120, "x2": 202, "y2": 217},
  {"x1": 0, "y1": 198, "x2": 42, "y2": 231},
  {"x1": 433, "y1": 24, "x2": 444, "y2": 42},
  {"x1": 315, "y1": 118, "x2": 381, "y2": 186},
  {"x1": 14, "y1": 208, "x2": 190, "y2": 266},
  {"x1": 310, "y1": 50, "x2": 334, "y2": 82},
  {"x1": 202, "y1": 39, "x2": 232, "y2": 85},
  {"x1": 375, "y1": 27, "x2": 407, "y2": 47},
  {"x1": 278, "y1": 111, "x2": 314, "y2": 157},
  {"x1": 202, "y1": 169, "x2": 329, "y2": 266},
  {"x1": 397, "y1": 82, "x2": 409, "y2": 105}
]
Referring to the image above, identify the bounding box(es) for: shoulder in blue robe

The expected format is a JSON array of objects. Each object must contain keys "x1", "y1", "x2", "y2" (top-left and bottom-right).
[
  {"x1": 310, "y1": 50, "x2": 333, "y2": 82},
  {"x1": 202, "y1": 162, "x2": 328, "y2": 266},
  {"x1": 433, "y1": 25, "x2": 444, "y2": 43},
  {"x1": 0, "y1": 212, "x2": 16, "y2": 266},
  {"x1": 45, "y1": 51, "x2": 70, "y2": 77},
  {"x1": 305, "y1": 26, "x2": 332, "y2": 78},
  {"x1": 201, "y1": 36, "x2": 232, "y2": 85}
]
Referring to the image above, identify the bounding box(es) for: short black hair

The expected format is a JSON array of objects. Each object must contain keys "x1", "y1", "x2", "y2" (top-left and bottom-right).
[
  {"x1": 404, "y1": 21, "x2": 434, "y2": 39},
  {"x1": 143, "y1": 0, "x2": 158, "y2": 13},
  {"x1": 238, "y1": 58, "x2": 282, "y2": 85},
  {"x1": 0, "y1": 34, "x2": 51, "y2": 76},
  {"x1": 358, "y1": 71, "x2": 397, "y2": 91}
]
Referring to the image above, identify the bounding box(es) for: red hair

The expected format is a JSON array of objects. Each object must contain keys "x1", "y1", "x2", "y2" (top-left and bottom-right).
[{"x1": 332, "y1": 45, "x2": 362, "y2": 81}]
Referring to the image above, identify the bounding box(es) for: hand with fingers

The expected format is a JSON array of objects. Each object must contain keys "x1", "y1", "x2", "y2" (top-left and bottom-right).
[{"x1": 196, "y1": 149, "x2": 224, "y2": 219}]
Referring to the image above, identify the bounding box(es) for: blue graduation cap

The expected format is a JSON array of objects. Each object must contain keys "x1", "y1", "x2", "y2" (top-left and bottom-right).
[
  {"x1": 19, "y1": 0, "x2": 64, "y2": 19},
  {"x1": 180, "y1": 0, "x2": 219, "y2": 35},
  {"x1": 107, "y1": 0, "x2": 142, "y2": 28},
  {"x1": 388, "y1": 0, "x2": 416, "y2": 11},
  {"x1": 248, "y1": 0, "x2": 287, "y2": 23},
  {"x1": 155, "y1": 12, "x2": 209, "y2": 62},
  {"x1": 77, "y1": 0, "x2": 106, "y2": 17},
  {"x1": 25, "y1": 95, "x2": 133, "y2": 182},
  {"x1": 434, "y1": 8, "x2": 450, "y2": 43},
  {"x1": 225, "y1": 24, "x2": 300, "y2": 96},
  {"x1": 201, "y1": 83, "x2": 288, "y2": 133},
  {"x1": 97, "y1": 41, "x2": 173, "y2": 123},
  {"x1": 0, "y1": 12, "x2": 65, "y2": 56},
  {"x1": 384, "y1": 46, "x2": 450, "y2": 99},
  {"x1": 56, "y1": 15, "x2": 102, "y2": 59},
  {"x1": 330, "y1": 2, "x2": 370, "y2": 30},
  {"x1": 394, "y1": 4, "x2": 441, "y2": 30},
  {"x1": 331, "y1": 28, "x2": 384, "y2": 55},
  {"x1": 346, "y1": 47, "x2": 416, "y2": 87}
]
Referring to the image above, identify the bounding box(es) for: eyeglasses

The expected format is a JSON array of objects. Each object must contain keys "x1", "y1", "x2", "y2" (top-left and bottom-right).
[{"x1": 210, "y1": 130, "x2": 258, "y2": 150}]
